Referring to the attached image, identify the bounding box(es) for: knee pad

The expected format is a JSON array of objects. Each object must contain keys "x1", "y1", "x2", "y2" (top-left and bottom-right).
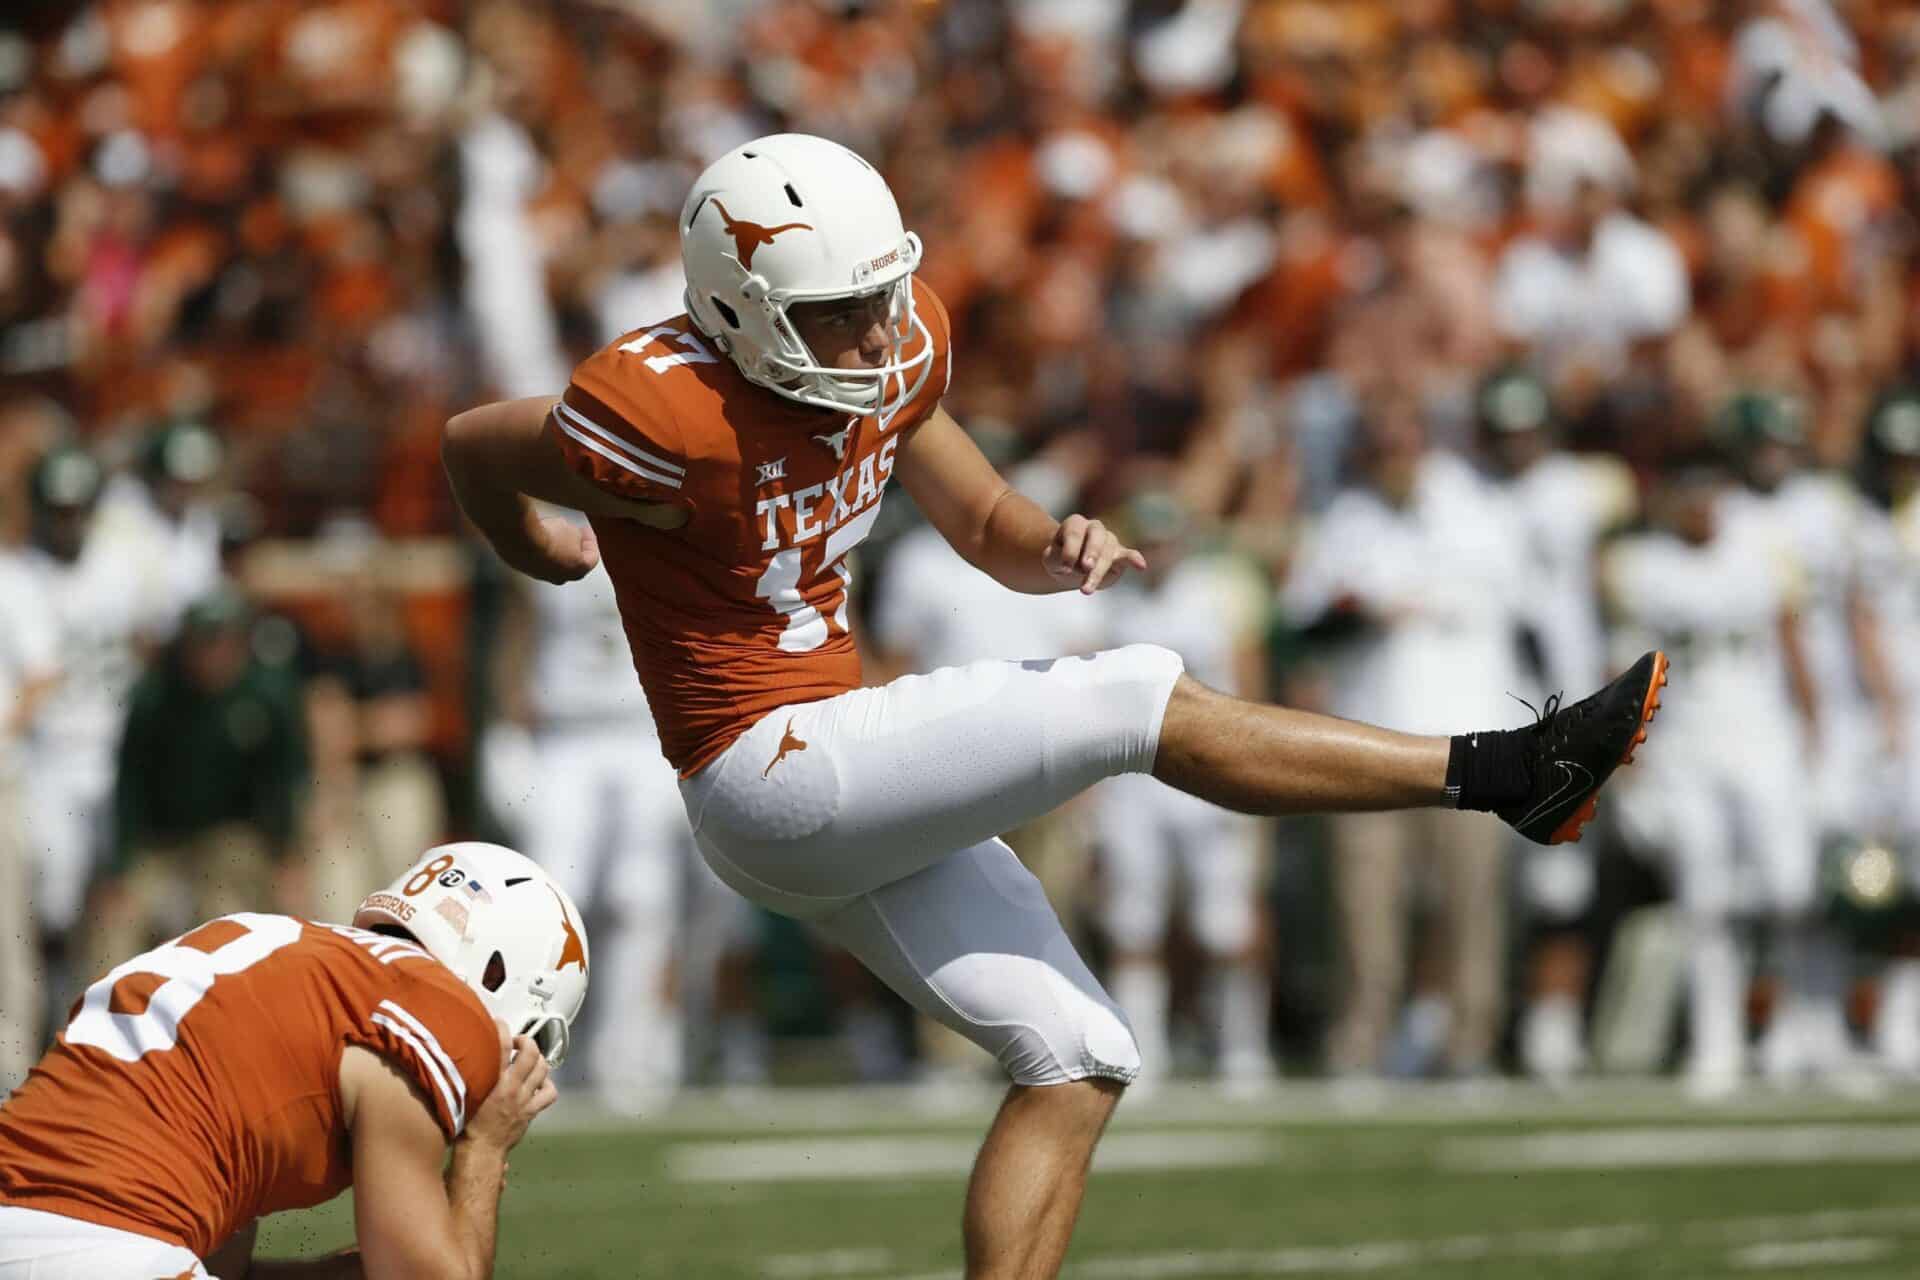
[
  {"x1": 992, "y1": 990, "x2": 1142, "y2": 1087},
  {"x1": 918, "y1": 849, "x2": 1143, "y2": 1085}
]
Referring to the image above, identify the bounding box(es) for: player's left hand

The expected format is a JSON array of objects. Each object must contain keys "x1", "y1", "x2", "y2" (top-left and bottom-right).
[
  {"x1": 1044, "y1": 515, "x2": 1147, "y2": 595},
  {"x1": 467, "y1": 1034, "x2": 558, "y2": 1156}
]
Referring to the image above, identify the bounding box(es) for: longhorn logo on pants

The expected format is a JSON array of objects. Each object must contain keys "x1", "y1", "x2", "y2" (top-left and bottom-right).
[{"x1": 764, "y1": 719, "x2": 809, "y2": 778}]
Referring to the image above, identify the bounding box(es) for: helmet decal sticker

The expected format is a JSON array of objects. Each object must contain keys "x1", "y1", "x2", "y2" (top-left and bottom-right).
[{"x1": 710, "y1": 198, "x2": 812, "y2": 270}]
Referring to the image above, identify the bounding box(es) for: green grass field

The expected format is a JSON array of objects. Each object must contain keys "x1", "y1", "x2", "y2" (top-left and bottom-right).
[{"x1": 257, "y1": 1083, "x2": 1920, "y2": 1278}]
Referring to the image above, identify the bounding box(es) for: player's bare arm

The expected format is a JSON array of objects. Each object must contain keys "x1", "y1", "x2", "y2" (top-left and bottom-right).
[
  {"x1": 1778, "y1": 606, "x2": 1821, "y2": 752},
  {"x1": 442, "y1": 396, "x2": 685, "y2": 584},
  {"x1": 1849, "y1": 586, "x2": 1907, "y2": 753},
  {"x1": 896, "y1": 405, "x2": 1146, "y2": 595},
  {"x1": 338, "y1": 1031, "x2": 555, "y2": 1280}
]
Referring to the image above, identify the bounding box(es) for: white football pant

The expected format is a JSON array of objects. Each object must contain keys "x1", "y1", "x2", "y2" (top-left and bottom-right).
[
  {"x1": 681, "y1": 646, "x2": 1186, "y2": 1085},
  {"x1": 0, "y1": 1206, "x2": 207, "y2": 1279}
]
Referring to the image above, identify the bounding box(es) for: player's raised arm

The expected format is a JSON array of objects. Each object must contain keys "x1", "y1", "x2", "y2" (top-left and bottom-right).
[
  {"x1": 337, "y1": 1033, "x2": 555, "y2": 1280},
  {"x1": 896, "y1": 404, "x2": 1145, "y2": 596},
  {"x1": 441, "y1": 395, "x2": 683, "y2": 584}
]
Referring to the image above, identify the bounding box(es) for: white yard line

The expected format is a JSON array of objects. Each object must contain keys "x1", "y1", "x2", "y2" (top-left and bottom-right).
[
  {"x1": 761, "y1": 1248, "x2": 896, "y2": 1278},
  {"x1": 542, "y1": 1079, "x2": 1920, "y2": 1136},
  {"x1": 1440, "y1": 1124, "x2": 1920, "y2": 1171},
  {"x1": 1064, "y1": 1227, "x2": 1657, "y2": 1278},
  {"x1": 1730, "y1": 1237, "x2": 1896, "y2": 1270},
  {"x1": 673, "y1": 1131, "x2": 1277, "y2": 1184},
  {"x1": 758, "y1": 1207, "x2": 1920, "y2": 1279}
]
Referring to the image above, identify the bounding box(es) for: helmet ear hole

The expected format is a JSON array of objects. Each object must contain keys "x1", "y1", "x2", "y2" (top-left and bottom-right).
[
  {"x1": 482, "y1": 950, "x2": 507, "y2": 993},
  {"x1": 712, "y1": 297, "x2": 740, "y2": 329}
]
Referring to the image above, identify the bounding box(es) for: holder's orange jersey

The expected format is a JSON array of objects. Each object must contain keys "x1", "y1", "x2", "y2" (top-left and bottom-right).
[
  {"x1": 0, "y1": 914, "x2": 500, "y2": 1261},
  {"x1": 552, "y1": 279, "x2": 952, "y2": 775}
]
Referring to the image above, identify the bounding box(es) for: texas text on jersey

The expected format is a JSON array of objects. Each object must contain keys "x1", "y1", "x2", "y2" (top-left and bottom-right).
[
  {"x1": 551, "y1": 277, "x2": 952, "y2": 775},
  {"x1": 0, "y1": 916, "x2": 502, "y2": 1261}
]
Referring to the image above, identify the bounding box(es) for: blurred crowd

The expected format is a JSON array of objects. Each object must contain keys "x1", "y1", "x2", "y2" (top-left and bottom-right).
[{"x1": 4, "y1": 0, "x2": 1920, "y2": 1105}]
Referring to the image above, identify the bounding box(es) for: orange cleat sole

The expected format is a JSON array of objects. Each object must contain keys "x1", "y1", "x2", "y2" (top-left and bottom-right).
[{"x1": 1547, "y1": 650, "x2": 1669, "y2": 845}]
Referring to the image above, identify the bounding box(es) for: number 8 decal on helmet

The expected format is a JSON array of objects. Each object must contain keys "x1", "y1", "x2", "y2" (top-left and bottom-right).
[{"x1": 403, "y1": 853, "x2": 456, "y2": 896}]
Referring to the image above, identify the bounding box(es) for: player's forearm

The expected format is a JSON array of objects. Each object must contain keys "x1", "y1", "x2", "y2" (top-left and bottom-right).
[
  {"x1": 1780, "y1": 612, "x2": 1821, "y2": 736},
  {"x1": 975, "y1": 486, "x2": 1070, "y2": 594},
  {"x1": 1850, "y1": 592, "x2": 1906, "y2": 737},
  {"x1": 442, "y1": 1137, "x2": 509, "y2": 1280}
]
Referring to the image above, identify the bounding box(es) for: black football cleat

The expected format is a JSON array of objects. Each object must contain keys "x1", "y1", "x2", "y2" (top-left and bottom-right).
[{"x1": 1498, "y1": 650, "x2": 1668, "y2": 845}]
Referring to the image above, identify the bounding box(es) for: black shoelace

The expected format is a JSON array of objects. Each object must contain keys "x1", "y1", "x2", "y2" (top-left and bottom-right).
[{"x1": 1510, "y1": 691, "x2": 1565, "y2": 736}]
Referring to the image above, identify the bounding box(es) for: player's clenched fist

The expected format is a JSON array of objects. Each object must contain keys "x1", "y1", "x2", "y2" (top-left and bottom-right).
[
  {"x1": 466, "y1": 1034, "x2": 558, "y2": 1155},
  {"x1": 1044, "y1": 514, "x2": 1147, "y2": 595},
  {"x1": 513, "y1": 513, "x2": 601, "y2": 585}
]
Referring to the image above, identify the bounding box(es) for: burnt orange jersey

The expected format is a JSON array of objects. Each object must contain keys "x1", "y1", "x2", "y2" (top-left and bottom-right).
[
  {"x1": 0, "y1": 914, "x2": 500, "y2": 1261},
  {"x1": 552, "y1": 278, "x2": 952, "y2": 775}
]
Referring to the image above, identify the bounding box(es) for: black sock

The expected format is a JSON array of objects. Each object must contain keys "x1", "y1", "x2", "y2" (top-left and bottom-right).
[{"x1": 1446, "y1": 728, "x2": 1533, "y2": 813}]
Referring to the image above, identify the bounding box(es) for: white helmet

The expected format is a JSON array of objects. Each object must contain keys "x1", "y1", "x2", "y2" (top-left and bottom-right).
[
  {"x1": 355, "y1": 842, "x2": 589, "y2": 1067},
  {"x1": 680, "y1": 133, "x2": 933, "y2": 428}
]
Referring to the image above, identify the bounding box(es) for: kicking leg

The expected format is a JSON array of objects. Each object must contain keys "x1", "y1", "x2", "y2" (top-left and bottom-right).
[
  {"x1": 1155, "y1": 650, "x2": 1668, "y2": 845},
  {"x1": 688, "y1": 648, "x2": 1667, "y2": 936},
  {"x1": 1155, "y1": 676, "x2": 1450, "y2": 813}
]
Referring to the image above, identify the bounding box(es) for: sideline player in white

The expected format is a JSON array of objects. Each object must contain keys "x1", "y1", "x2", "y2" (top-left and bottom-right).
[
  {"x1": 94, "y1": 421, "x2": 227, "y2": 639},
  {"x1": 0, "y1": 552, "x2": 58, "y2": 1093},
  {"x1": 1281, "y1": 402, "x2": 1533, "y2": 1080},
  {"x1": 1720, "y1": 394, "x2": 1901, "y2": 839},
  {"x1": 1477, "y1": 368, "x2": 1637, "y2": 1083},
  {"x1": 1854, "y1": 390, "x2": 1920, "y2": 1073},
  {"x1": 1720, "y1": 393, "x2": 1896, "y2": 1080},
  {"x1": 16, "y1": 446, "x2": 158, "y2": 1001},
  {"x1": 489, "y1": 513, "x2": 709, "y2": 1110},
  {"x1": 1604, "y1": 449, "x2": 1822, "y2": 1096},
  {"x1": 1093, "y1": 490, "x2": 1275, "y2": 1091},
  {"x1": 441, "y1": 133, "x2": 1666, "y2": 1277}
]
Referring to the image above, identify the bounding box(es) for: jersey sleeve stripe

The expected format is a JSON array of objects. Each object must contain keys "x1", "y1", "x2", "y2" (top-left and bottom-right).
[
  {"x1": 555, "y1": 414, "x2": 686, "y2": 490},
  {"x1": 554, "y1": 401, "x2": 687, "y2": 479},
  {"x1": 372, "y1": 1012, "x2": 464, "y2": 1134},
  {"x1": 374, "y1": 1001, "x2": 468, "y2": 1134},
  {"x1": 377, "y1": 1000, "x2": 468, "y2": 1111}
]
